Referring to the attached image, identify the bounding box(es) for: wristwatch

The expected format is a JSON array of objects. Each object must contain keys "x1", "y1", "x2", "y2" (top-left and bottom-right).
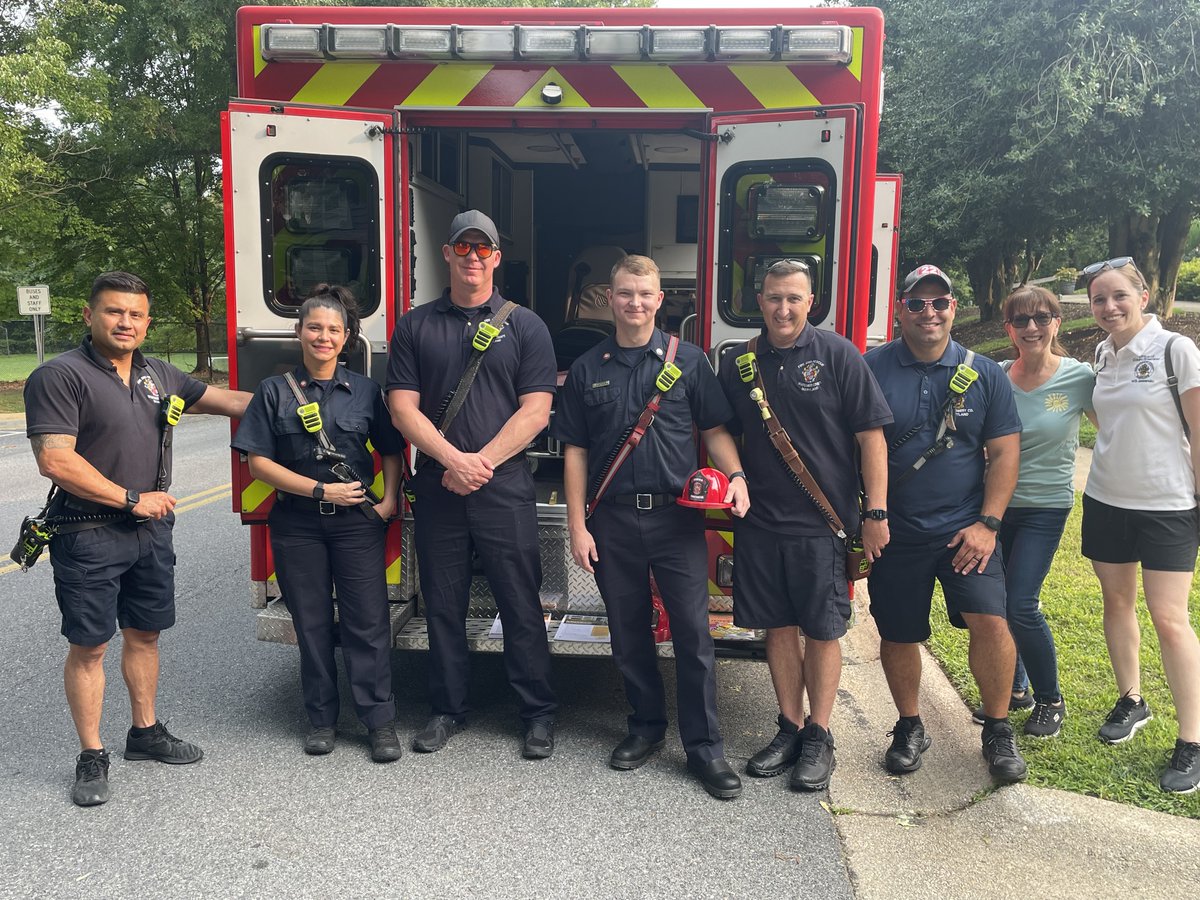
[
  {"x1": 978, "y1": 515, "x2": 1002, "y2": 532},
  {"x1": 124, "y1": 489, "x2": 140, "y2": 511},
  {"x1": 312, "y1": 483, "x2": 325, "y2": 501},
  {"x1": 729, "y1": 470, "x2": 747, "y2": 483},
  {"x1": 864, "y1": 508, "x2": 888, "y2": 521}
]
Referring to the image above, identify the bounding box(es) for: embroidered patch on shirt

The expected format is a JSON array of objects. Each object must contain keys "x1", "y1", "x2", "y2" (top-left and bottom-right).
[
  {"x1": 1044, "y1": 392, "x2": 1069, "y2": 413},
  {"x1": 138, "y1": 374, "x2": 161, "y2": 402}
]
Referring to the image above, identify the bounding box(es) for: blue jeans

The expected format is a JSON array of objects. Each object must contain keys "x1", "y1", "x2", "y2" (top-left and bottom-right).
[{"x1": 1000, "y1": 506, "x2": 1069, "y2": 703}]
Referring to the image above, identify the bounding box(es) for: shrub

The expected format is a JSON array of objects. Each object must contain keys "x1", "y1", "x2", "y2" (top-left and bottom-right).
[{"x1": 1177, "y1": 259, "x2": 1200, "y2": 303}]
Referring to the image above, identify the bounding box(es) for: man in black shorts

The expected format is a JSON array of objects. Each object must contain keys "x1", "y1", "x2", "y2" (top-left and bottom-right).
[
  {"x1": 25, "y1": 271, "x2": 249, "y2": 807},
  {"x1": 718, "y1": 259, "x2": 892, "y2": 791},
  {"x1": 865, "y1": 264, "x2": 1027, "y2": 784}
]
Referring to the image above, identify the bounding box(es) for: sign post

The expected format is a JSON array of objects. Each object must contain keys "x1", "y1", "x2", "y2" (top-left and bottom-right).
[{"x1": 17, "y1": 285, "x2": 51, "y2": 365}]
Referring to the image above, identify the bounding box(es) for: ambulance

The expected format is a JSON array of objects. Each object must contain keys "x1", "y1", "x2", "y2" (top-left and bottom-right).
[{"x1": 222, "y1": 5, "x2": 899, "y2": 657}]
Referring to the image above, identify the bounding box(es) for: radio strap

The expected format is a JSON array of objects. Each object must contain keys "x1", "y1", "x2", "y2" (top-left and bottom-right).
[
  {"x1": 888, "y1": 349, "x2": 977, "y2": 487},
  {"x1": 585, "y1": 335, "x2": 681, "y2": 519},
  {"x1": 436, "y1": 300, "x2": 518, "y2": 437}
]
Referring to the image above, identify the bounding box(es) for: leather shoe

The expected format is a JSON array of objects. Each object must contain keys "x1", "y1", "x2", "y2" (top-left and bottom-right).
[
  {"x1": 412, "y1": 715, "x2": 461, "y2": 753},
  {"x1": 884, "y1": 719, "x2": 931, "y2": 774},
  {"x1": 369, "y1": 721, "x2": 402, "y2": 763},
  {"x1": 688, "y1": 757, "x2": 743, "y2": 799},
  {"x1": 609, "y1": 734, "x2": 666, "y2": 770},
  {"x1": 304, "y1": 726, "x2": 336, "y2": 755},
  {"x1": 747, "y1": 714, "x2": 804, "y2": 777},
  {"x1": 522, "y1": 720, "x2": 555, "y2": 760}
]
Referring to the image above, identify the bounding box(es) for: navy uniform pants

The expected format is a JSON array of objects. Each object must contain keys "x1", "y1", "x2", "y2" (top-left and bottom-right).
[
  {"x1": 411, "y1": 462, "x2": 557, "y2": 723},
  {"x1": 590, "y1": 501, "x2": 723, "y2": 764},
  {"x1": 269, "y1": 499, "x2": 396, "y2": 729}
]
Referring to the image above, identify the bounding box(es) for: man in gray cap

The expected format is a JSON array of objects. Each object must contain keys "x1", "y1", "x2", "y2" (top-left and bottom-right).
[{"x1": 386, "y1": 210, "x2": 558, "y2": 759}]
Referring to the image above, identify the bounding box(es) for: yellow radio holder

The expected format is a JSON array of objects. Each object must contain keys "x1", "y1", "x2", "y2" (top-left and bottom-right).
[
  {"x1": 297, "y1": 401, "x2": 323, "y2": 433},
  {"x1": 736, "y1": 352, "x2": 757, "y2": 383},
  {"x1": 163, "y1": 395, "x2": 185, "y2": 427},
  {"x1": 655, "y1": 361, "x2": 682, "y2": 393},
  {"x1": 949, "y1": 364, "x2": 979, "y2": 395},
  {"x1": 472, "y1": 320, "x2": 501, "y2": 352}
]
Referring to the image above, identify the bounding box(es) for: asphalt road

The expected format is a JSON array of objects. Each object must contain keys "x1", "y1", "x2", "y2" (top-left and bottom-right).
[{"x1": 0, "y1": 415, "x2": 852, "y2": 899}]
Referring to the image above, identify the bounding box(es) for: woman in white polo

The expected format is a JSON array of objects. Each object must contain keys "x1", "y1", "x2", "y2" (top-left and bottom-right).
[{"x1": 1083, "y1": 256, "x2": 1200, "y2": 794}]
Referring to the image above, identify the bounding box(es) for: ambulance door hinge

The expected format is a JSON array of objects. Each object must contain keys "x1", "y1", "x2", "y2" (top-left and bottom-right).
[
  {"x1": 366, "y1": 124, "x2": 429, "y2": 139},
  {"x1": 685, "y1": 128, "x2": 733, "y2": 144}
]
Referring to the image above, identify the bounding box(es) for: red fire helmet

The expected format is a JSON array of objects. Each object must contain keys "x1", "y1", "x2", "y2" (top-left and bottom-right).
[{"x1": 677, "y1": 467, "x2": 732, "y2": 509}]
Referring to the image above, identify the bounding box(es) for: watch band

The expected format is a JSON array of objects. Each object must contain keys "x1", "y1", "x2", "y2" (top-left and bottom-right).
[
  {"x1": 729, "y1": 470, "x2": 747, "y2": 483},
  {"x1": 978, "y1": 514, "x2": 1002, "y2": 532},
  {"x1": 312, "y1": 483, "x2": 325, "y2": 501},
  {"x1": 865, "y1": 508, "x2": 888, "y2": 521},
  {"x1": 124, "y1": 489, "x2": 140, "y2": 511}
]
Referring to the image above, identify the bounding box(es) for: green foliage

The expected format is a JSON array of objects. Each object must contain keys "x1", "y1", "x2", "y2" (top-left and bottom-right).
[
  {"x1": 928, "y1": 498, "x2": 1200, "y2": 818},
  {"x1": 1177, "y1": 260, "x2": 1200, "y2": 303}
]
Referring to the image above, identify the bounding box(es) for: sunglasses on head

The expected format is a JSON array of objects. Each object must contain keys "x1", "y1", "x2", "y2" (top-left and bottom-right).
[
  {"x1": 451, "y1": 240, "x2": 496, "y2": 259},
  {"x1": 1082, "y1": 257, "x2": 1133, "y2": 278},
  {"x1": 901, "y1": 296, "x2": 952, "y2": 313},
  {"x1": 1008, "y1": 312, "x2": 1058, "y2": 329},
  {"x1": 766, "y1": 258, "x2": 810, "y2": 274}
]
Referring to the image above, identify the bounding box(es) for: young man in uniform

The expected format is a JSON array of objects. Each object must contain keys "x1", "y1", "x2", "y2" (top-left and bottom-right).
[
  {"x1": 864, "y1": 264, "x2": 1028, "y2": 783},
  {"x1": 553, "y1": 254, "x2": 750, "y2": 799},
  {"x1": 717, "y1": 259, "x2": 892, "y2": 791},
  {"x1": 387, "y1": 210, "x2": 558, "y2": 759},
  {"x1": 24, "y1": 271, "x2": 250, "y2": 807}
]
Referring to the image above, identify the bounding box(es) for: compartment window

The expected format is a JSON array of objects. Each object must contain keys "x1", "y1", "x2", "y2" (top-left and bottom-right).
[
  {"x1": 416, "y1": 130, "x2": 463, "y2": 195},
  {"x1": 717, "y1": 162, "x2": 835, "y2": 327},
  {"x1": 261, "y1": 155, "x2": 379, "y2": 315}
]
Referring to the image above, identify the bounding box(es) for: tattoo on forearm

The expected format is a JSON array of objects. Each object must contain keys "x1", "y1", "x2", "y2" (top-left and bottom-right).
[{"x1": 30, "y1": 434, "x2": 75, "y2": 455}]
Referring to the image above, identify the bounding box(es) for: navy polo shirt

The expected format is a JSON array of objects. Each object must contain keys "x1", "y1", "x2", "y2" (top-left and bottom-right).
[
  {"x1": 865, "y1": 338, "x2": 1021, "y2": 543},
  {"x1": 25, "y1": 337, "x2": 207, "y2": 493},
  {"x1": 386, "y1": 288, "x2": 557, "y2": 472},
  {"x1": 233, "y1": 365, "x2": 403, "y2": 484},
  {"x1": 552, "y1": 328, "x2": 733, "y2": 496},
  {"x1": 719, "y1": 326, "x2": 892, "y2": 536}
]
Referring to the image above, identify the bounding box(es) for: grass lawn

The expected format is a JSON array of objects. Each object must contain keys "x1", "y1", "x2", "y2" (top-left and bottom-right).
[{"x1": 926, "y1": 497, "x2": 1200, "y2": 818}]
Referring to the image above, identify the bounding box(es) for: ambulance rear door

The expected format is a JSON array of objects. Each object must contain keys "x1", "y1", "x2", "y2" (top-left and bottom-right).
[
  {"x1": 868, "y1": 173, "x2": 902, "y2": 346},
  {"x1": 222, "y1": 101, "x2": 402, "y2": 521}
]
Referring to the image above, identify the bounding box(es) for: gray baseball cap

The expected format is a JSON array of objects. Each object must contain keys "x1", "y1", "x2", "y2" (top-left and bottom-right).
[
  {"x1": 447, "y1": 210, "x2": 499, "y2": 247},
  {"x1": 901, "y1": 264, "x2": 952, "y2": 295}
]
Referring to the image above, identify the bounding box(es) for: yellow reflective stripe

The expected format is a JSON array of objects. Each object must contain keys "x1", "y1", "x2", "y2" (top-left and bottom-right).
[
  {"x1": 613, "y1": 65, "x2": 704, "y2": 109},
  {"x1": 516, "y1": 67, "x2": 588, "y2": 107},
  {"x1": 242, "y1": 478, "x2": 275, "y2": 513},
  {"x1": 404, "y1": 63, "x2": 492, "y2": 106},
  {"x1": 253, "y1": 26, "x2": 266, "y2": 78},
  {"x1": 708, "y1": 580, "x2": 722, "y2": 595},
  {"x1": 292, "y1": 62, "x2": 379, "y2": 106},
  {"x1": 386, "y1": 553, "x2": 402, "y2": 585},
  {"x1": 731, "y1": 65, "x2": 818, "y2": 109},
  {"x1": 849, "y1": 27, "x2": 864, "y2": 82}
]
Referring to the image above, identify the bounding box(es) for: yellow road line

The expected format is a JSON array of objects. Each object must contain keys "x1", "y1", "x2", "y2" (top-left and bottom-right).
[{"x1": 0, "y1": 483, "x2": 234, "y2": 577}]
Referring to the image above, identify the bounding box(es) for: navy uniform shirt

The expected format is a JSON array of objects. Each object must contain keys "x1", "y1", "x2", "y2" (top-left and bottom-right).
[
  {"x1": 865, "y1": 338, "x2": 1021, "y2": 543},
  {"x1": 719, "y1": 326, "x2": 892, "y2": 536},
  {"x1": 552, "y1": 328, "x2": 733, "y2": 496},
  {"x1": 386, "y1": 288, "x2": 557, "y2": 473},
  {"x1": 25, "y1": 337, "x2": 207, "y2": 494},
  {"x1": 232, "y1": 365, "x2": 403, "y2": 484}
]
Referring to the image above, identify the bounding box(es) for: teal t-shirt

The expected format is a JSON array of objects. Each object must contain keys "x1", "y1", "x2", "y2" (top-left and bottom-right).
[{"x1": 1007, "y1": 357, "x2": 1095, "y2": 508}]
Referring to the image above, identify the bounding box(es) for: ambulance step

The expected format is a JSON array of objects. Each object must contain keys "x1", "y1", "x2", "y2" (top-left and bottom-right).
[
  {"x1": 256, "y1": 598, "x2": 414, "y2": 645},
  {"x1": 393, "y1": 616, "x2": 677, "y2": 658}
]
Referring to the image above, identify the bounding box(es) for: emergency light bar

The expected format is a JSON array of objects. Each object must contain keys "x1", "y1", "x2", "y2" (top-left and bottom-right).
[{"x1": 260, "y1": 23, "x2": 853, "y2": 64}]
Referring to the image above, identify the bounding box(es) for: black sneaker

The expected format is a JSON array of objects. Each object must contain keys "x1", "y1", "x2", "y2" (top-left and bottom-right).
[
  {"x1": 72, "y1": 749, "x2": 110, "y2": 807},
  {"x1": 1023, "y1": 700, "x2": 1066, "y2": 738},
  {"x1": 747, "y1": 714, "x2": 804, "y2": 777},
  {"x1": 982, "y1": 720, "x2": 1028, "y2": 783},
  {"x1": 789, "y1": 723, "x2": 835, "y2": 791},
  {"x1": 884, "y1": 719, "x2": 931, "y2": 774},
  {"x1": 1159, "y1": 740, "x2": 1200, "y2": 794},
  {"x1": 369, "y1": 721, "x2": 403, "y2": 763},
  {"x1": 971, "y1": 692, "x2": 1035, "y2": 725},
  {"x1": 124, "y1": 721, "x2": 204, "y2": 765},
  {"x1": 1098, "y1": 694, "x2": 1152, "y2": 744}
]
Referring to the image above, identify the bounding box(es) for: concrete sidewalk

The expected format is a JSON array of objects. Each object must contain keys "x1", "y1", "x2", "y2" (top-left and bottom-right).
[{"x1": 830, "y1": 583, "x2": 1200, "y2": 900}]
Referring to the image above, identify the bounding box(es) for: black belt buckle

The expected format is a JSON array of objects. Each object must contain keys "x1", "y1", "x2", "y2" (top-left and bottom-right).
[
  {"x1": 636, "y1": 493, "x2": 653, "y2": 510},
  {"x1": 318, "y1": 500, "x2": 336, "y2": 516}
]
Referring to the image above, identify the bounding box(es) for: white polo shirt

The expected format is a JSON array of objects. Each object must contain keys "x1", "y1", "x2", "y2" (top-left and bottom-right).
[{"x1": 1085, "y1": 316, "x2": 1200, "y2": 510}]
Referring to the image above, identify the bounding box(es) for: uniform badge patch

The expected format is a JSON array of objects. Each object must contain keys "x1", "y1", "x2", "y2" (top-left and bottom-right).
[
  {"x1": 1133, "y1": 359, "x2": 1154, "y2": 381},
  {"x1": 799, "y1": 361, "x2": 823, "y2": 383},
  {"x1": 138, "y1": 374, "x2": 161, "y2": 402}
]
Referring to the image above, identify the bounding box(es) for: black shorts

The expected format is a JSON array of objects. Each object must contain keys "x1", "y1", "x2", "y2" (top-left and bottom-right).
[
  {"x1": 732, "y1": 522, "x2": 850, "y2": 640},
  {"x1": 50, "y1": 518, "x2": 176, "y2": 647},
  {"x1": 868, "y1": 538, "x2": 1007, "y2": 644},
  {"x1": 1081, "y1": 494, "x2": 1200, "y2": 572}
]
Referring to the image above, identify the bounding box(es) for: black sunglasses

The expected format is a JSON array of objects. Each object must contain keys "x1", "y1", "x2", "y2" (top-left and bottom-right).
[
  {"x1": 765, "y1": 258, "x2": 810, "y2": 275},
  {"x1": 901, "y1": 296, "x2": 952, "y2": 313},
  {"x1": 1007, "y1": 312, "x2": 1058, "y2": 328},
  {"x1": 451, "y1": 240, "x2": 496, "y2": 259},
  {"x1": 1082, "y1": 257, "x2": 1133, "y2": 278}
]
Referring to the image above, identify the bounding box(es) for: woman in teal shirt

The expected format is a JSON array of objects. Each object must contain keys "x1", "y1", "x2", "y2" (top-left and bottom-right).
[{"x1": 989, "y1": 286, "x2": 1095, "y2": 737}]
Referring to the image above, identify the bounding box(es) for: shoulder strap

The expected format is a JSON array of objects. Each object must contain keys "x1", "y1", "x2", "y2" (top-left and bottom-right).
[
  {"x1": 744, "y1": 336, "x2": 848, "y2": 540},
  {"x1": 283, "y1": 371, "x2": 341, "y2": 457},
  {"x1": 436, "y1": 301, "x2": 518, "y2": 438},
  {"x1": 1000, "y1": 359, "x2": 1013, "y2": 372},
  {"x1": 585, "y1": 335, "x2": 681, "y2": 518},
  {"x1": 141, "y1": 362, "x2": 178, "y2": 492},
  {"x1": 1163, "y1": 334, "x2": 1189, "y2": 439}
]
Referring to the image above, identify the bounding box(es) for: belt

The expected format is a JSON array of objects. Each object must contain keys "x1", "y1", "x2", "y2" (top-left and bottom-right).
[
  {"x1": 610, "y1": 493, "x2": 676, "y2": 510},
  {"x1": 276, "y1": 493, "x2": 351, "y2": 516}
]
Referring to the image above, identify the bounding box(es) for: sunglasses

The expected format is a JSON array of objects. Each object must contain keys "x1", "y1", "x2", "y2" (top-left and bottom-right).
[
  {"x1": 766, "y1": 258, "x2": 810, "y2": 274},
  {"x1": 451, "y1": 240, "x2": 496, "y2": 259},
  {"x1": 1007, "y1": 312, "x2": 1058, "y2": 329},
  {"x1": 1082, "y1": 257, "x2": 1133, "y2": 278},
  {"x1": 901, "y1": 296, "x2": 952, "y2": 313}
]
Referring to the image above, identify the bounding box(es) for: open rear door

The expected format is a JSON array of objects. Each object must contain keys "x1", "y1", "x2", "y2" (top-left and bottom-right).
[
  {"x1": 702, "y1": 106, "x2": 865, "y2": 358},
  {"x1": 868, "y1": 173, "x2": 902, "y2": 346},
  {"x1": 222, "y1": 101, "x2": 401, "y2": 522}
]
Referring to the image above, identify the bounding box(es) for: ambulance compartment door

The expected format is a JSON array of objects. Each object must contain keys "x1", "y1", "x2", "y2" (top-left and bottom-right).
[
  {"x1": 223, "y1": 102, "x2": 400, "y2": 521},
  {"x1": 868, "y1": 174, "x2": 902, "y2": 346},
  {"x1": 703, "y1": 107, "x2": 863, "y2": 359}
]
